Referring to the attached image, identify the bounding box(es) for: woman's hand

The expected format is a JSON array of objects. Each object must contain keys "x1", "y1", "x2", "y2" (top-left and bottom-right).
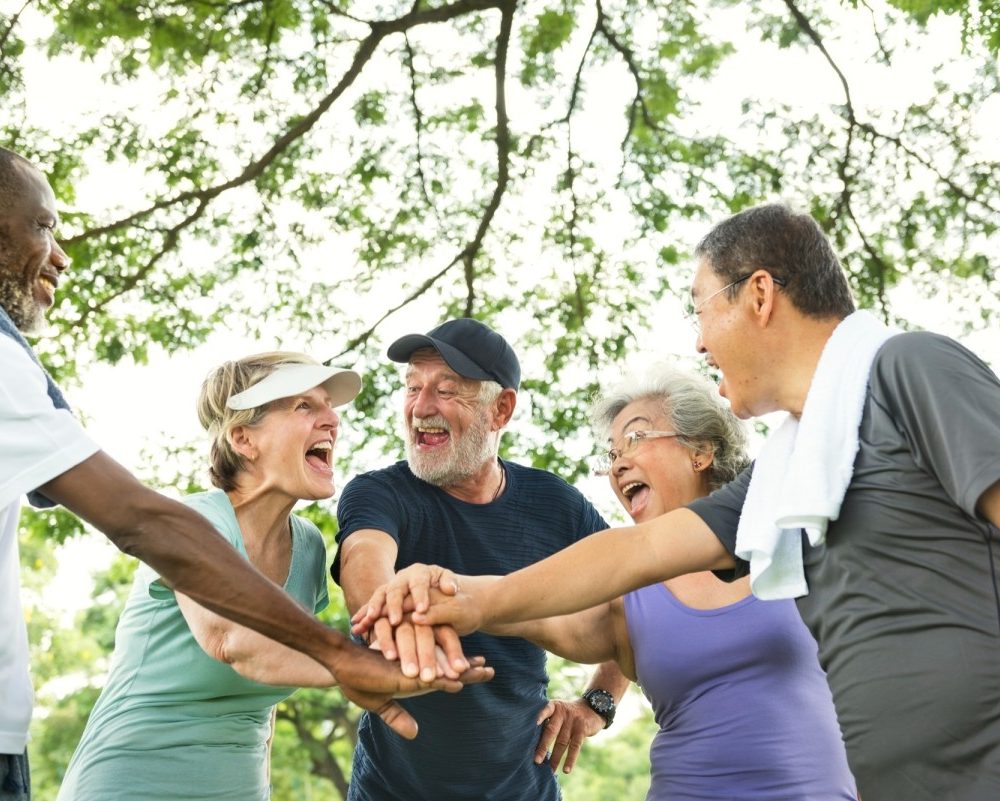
[{"x1": 352, "y1": 563, "x2": 462, "y2": 632}]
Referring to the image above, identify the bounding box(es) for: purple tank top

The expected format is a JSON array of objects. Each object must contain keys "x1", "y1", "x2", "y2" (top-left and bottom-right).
[{"x1": 624, "y1": 583, "x2": 856, "y2": 800}]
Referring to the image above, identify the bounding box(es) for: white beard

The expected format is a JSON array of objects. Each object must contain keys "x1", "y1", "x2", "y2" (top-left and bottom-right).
[{"x1": 406, "y1": 409, "x2": 496, "y2": 487}]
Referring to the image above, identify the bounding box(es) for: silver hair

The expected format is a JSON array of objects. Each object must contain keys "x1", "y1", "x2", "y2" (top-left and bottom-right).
[
  {"x1": 477, "y1": 379, "x2": 503, "y2": 405},
  {"x1": 590, "y1": 363, "x2": 750, "y2": 490}
]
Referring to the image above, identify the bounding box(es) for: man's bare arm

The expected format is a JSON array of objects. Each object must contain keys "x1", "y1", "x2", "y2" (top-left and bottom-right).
[
  {"x1": 40, "y1": 451, "x2": 493, "y2": 738},
  {"x1": 417, "y1": 508, "x2": 732, "y2": 631}
]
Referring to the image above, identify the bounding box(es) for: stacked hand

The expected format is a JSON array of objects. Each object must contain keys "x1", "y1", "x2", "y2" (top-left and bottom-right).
[
  {"x1": 333, "y1": 634, "x2": 493, "y2": 740},
  {"x1": 351, "y1": 564, "x2": 489, "y2": 685}
]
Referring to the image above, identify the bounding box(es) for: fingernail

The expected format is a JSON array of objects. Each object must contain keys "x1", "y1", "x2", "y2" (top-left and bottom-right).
[
  {"x1": 404, "y1": 662, "x2": 418, "y2": 677},
  {"x1": 421, "y1": 667, "x2": 435, "y2": 682}
]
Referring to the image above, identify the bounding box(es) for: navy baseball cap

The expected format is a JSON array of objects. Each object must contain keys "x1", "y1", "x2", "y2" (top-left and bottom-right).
[{"x1": 387, "y1": 318, "x2": 521, "y2": 390}]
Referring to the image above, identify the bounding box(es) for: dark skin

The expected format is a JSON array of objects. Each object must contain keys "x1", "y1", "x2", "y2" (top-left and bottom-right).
[{"x1": 3, "y1": 152, "x2": 492, "y2": 738}]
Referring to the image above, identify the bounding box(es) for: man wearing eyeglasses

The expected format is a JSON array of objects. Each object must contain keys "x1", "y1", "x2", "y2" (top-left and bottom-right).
[
  {"x1": 332, "y1": 318, "x2": 627, "y2": 801},
  {"x1": 381, "y1": 204, "x2": 1000, "y2": 801}
]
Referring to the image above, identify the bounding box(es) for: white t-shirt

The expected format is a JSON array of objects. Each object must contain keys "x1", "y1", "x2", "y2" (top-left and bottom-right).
[{"x1": 0, "y1": 335, "x2": 99, "y2": 752}]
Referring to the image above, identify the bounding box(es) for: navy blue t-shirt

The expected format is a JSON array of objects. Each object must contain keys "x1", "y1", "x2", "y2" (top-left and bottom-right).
[{"x1": 333, "y1": 459, "x2": 608, "y2": 801}]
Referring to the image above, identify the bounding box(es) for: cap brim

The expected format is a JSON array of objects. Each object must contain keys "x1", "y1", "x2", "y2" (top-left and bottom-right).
[
  {"x1": 387, "y1": 334, "x2": 494, "y2": 382},
  {"x1": 227, "y1": 364, "x2": 362, "y2": 410}
]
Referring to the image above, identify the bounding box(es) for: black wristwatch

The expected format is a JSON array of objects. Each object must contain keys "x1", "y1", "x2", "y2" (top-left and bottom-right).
[{"x1": 582, "y1": 688, "x2": 616, "y2": 729}]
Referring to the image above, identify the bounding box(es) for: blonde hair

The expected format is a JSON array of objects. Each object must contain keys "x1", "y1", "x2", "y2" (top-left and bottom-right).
[{"x1": 197, "y1": 351, "x2": 319, "y2": 491}]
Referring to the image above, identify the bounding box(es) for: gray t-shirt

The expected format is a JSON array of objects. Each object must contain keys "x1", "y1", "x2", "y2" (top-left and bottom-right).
[{"x1": 689, "y1": 331, "x2": 1000, "y2": 801}]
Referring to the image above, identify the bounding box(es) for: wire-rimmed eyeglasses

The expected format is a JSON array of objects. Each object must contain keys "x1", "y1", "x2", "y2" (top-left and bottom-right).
[
  {"x1": 591, "y1": 430, "x2": 679, "y2": 476},
  {"x1": 684, "y1": 273, "x2": 786, "y2": 333}
]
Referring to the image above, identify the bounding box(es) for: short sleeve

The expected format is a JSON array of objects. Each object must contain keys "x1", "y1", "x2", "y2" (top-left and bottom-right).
[
  {"x1": 687, "y1": 465, "x2": 753, "y2": 580},
  {"x1": 0, "y1": 337, "x2": 99, "y2": 509},
  {"x1": 146, "y1": 492, "x2": 242, "y2": 601},
  {"x1": 872, "y1": 333, "x2": 1000, "y2": 518},
  {"x1": 291, "y1": 516, "x2": 330, "y2": 614},
  {"x1": 335, "y1": 473, "x2": 406, "y2": 545}
]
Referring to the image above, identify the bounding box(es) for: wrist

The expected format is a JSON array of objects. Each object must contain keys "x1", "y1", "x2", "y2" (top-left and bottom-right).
[{"x1": 581, "y1": 688, "x2": 616, "y2": 729}]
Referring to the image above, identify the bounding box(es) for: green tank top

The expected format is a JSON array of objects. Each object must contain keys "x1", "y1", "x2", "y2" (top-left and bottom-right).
[{"x1": 57, "y1": 489, "x2": 329, "y2": 801}]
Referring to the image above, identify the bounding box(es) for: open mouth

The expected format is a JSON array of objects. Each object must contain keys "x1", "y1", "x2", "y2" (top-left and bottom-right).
[
  {"x1": 305, "y1": 441, "x2": 333, "y2": 470},
  {"x1": 36, "y1": 274, "x2": 58, "y2": 303},
  {"x1": 416, "y1": 426, "x2": 450, "y2": 448},
  {"x1": 620, "y1": 481, "x2": 650, "y2": 516}
]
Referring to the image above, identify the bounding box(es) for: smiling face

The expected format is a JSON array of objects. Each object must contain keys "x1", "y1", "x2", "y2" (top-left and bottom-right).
[
  {"x1": 402, "y1": 350, "x2": 499, "y2": 487},
  {"x1": 236, "y1": 385, "x2": 342, "y2": 502},
  {"x1": 690, "y1": 257, "x2": 766, "y2": 420},
  {"x1": 0, "y1": 160, "x2": 70, "y2": 333},
  {"x1": 606, "y1": 398, "x2": 710, "y2": 523}
]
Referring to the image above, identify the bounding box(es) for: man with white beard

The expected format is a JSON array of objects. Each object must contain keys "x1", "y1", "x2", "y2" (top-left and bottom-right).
[{"x1": 332, "y1": 318, "x2": 627, "y2": 801}]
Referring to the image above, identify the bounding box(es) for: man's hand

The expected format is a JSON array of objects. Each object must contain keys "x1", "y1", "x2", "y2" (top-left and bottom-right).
[
  {"x1": 383, "y1": 620, "x2": 470, "y2": 681},
  {"x1": 331, "y1": 638, "x2": 493, "y2": 739},
  {"x1": 534, "y1": 699, "x2": 605, "y2": 774}
]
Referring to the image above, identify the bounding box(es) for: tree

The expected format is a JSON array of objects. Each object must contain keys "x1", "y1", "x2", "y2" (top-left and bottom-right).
[{"x1": 1, "y1": 2, "x2": 996, "y2": 485}]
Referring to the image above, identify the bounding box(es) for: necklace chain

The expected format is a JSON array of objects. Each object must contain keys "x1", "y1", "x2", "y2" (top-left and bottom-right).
[{"x1": 491, "y1": 463, "x2": 506, "y2": 501}]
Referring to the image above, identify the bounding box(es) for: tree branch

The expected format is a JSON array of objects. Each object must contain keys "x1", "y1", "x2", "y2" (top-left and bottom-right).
[
  {"x1": 403, "y1": 33, "x2": 439, "y2": 221},
  {"x1": 74, "y1": 197, "x2": 211, "y2": 324},
  {"x1": 559, "y1": 8, "x2": 600, "y2": 262},
  {"x1": 330, "y1": 0, "x2": 516, "y2": 355},
  {"x1": 0, "y1": 0, "x2": 29, "y2": 54},
  {"x1": 65, "y1": 0, "x2": 505, "y2": 246},
  {"x1": 858, "y1": 121, "x2": 1000, "y2": 217},
  {"x1": 462, "y1": 0, "x2": 516, "y2": 316}
]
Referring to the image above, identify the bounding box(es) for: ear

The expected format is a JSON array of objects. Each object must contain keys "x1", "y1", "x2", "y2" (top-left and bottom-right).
[
  {"x1": 228, "y1": 425, "x2": 258, "y2": 462},
  {"x1": 746, "y1": 269, "x2": 780, "y2": 328},
  {"x1": 492, "y1": 388, "x2": 517, "y2": 430},
  {"x1": 691, "y1": 448, "x2": 715, "y2": 473}
]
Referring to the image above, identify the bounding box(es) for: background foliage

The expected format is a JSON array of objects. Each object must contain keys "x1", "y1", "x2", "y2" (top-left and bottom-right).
[{"x1": 5, "y1": 0, "x2": 998, "y2": 797}]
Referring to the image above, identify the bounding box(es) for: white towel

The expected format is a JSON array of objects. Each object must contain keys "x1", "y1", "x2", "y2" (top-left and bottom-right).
[{"x1": 735, "y1": 310, "x2": 900, "y2": 599}]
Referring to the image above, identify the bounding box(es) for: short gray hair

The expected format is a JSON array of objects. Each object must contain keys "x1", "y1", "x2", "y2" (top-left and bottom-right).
[
  {"x1": 477, "y1": 379, "x2": 503, "y2": 406},
  {"x1": 590, "y1": 364, "x2": 749, "y2": 489},
  {"x1": 694, "y1": 202, "x2": 855, "y2": 320}
]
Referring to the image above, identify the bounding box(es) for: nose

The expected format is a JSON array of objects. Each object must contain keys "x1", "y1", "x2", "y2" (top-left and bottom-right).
[
  {"x1": 50, "y1": 237, "x2": 70, "y2": 272},
  {"x1": 408, "y1": 386, "x2": 437, "y2": 419},
  {"x1": 695, "y1": 329, "x2": 707, "y2": 354},
  {"x1": 611, "y1": 452, "x2": 632, "y2": 476},
  {"x1": 319, "y1": 407, "x2": 340, "y2": 431}
]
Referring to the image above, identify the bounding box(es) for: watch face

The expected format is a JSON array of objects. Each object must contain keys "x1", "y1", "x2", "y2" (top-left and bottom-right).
[{"x1": 587, "y1": 690, "x2": 614, "y2": 713}]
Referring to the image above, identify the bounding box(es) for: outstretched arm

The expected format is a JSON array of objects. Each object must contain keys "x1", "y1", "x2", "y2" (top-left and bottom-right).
[
  {"x1": 177, "y1": 592, "x2": 339, "y2": 687},
  {"x1": 416, "y1": 508, "x2": 731, "y2": 632},
  {"x1": 40, "y1": 451, "x2": 493, "y2": 739}
]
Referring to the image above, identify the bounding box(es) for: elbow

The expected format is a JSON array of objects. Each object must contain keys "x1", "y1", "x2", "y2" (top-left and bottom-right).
[{"x1": 212, "y1": 628, "x2": 241, "y2": 668}]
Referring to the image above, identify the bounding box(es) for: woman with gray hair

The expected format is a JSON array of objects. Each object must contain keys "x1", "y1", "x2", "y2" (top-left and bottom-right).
[
  {"x1": 58, "y1": 352, "x2": 364, "y2": 800},
  {"x1": 383, "y1": 363, "x2": 856, "y2": 799}
]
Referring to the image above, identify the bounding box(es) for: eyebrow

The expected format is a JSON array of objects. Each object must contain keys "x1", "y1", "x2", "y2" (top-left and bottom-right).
[
  {"x1": 608, "y1": 414, "x2": 653, "y2": 442},
  {"x1": 404, "y1": 368, "x2": 463, "y2": 384}
]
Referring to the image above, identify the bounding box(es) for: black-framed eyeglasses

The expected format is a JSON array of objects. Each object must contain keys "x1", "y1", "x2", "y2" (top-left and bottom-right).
[
  {"x1": 591, "y1": 430, "x2": 678, "y2": 476},
  {"x1": 684, "y1": 273, "x2": 786, "y2": 333}
]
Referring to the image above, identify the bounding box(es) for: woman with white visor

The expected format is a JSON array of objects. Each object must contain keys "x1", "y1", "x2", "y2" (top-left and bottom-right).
[{"x1": 59, "y1": 352, "x2": 365, "y2": 800}]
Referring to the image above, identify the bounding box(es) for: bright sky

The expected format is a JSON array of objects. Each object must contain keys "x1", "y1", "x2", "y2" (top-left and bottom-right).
[{"x1": 12, "y1": 2, "x2": 999, "y2": 614}]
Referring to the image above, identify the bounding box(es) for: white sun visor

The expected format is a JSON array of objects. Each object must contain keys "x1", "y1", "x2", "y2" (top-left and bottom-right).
[{"x1": 226, "y1": 363, "x2": 362, "y2": 410}]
